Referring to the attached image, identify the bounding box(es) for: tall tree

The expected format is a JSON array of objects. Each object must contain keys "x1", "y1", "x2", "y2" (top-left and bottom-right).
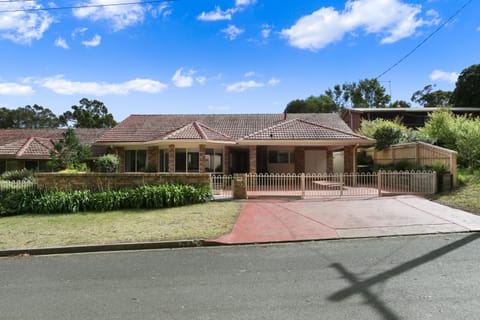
[
  {"x1": 451, "y1": 64, "x2": 480, "y2": 108},
  {"x1": 61, "y1": 98, "x2": 117, "y2": 128},
  {"x1": 411, "y1": 84, "x2": 452, "y2": 107},
  {"x1": 348, "y1": 79, "x2": 391, "y2": 108},
  {"x1": 0, "y1": 105, "x2": 61, "y2": 129},
  {"x1": 284, "y1": 95, "x2": 339, "y2": 113},
  {"x1": 49, "y1": 129, "x2": 91, "y2": 171}
]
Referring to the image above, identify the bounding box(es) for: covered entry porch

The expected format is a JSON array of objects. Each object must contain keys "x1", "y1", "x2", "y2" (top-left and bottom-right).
[{"x1": 225, "y1": 144, "x2": 358, "y2": 175}]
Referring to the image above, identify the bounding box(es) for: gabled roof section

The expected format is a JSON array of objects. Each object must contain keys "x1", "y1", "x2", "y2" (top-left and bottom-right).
[
  {"x1": 96, "y1": 113, "x2": 356, "y2": 144},
  {"x1": 163, "y1": 121, "x2": 233, "y2": 141},
  {"x1": 0, "y1": 137, "x2": 55, "y2": 159},
  {"x1": 241, "y1": 118, "x2": 373, "y2": 141}
]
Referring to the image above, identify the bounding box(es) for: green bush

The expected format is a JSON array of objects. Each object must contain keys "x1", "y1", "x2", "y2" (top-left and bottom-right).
[
  {"x1": 0, "y1": 184, "x2": 212, "y2": 216},
  {"x1": 0, "y1": 169, "x2": 35, "y2": 181},
  {"x1": 96, "y1": 154, "x2": 119, "y2": 173}
]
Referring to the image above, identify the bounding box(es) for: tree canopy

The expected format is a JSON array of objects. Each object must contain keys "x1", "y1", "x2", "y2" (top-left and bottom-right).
[
  {"x1": 61, "y1": 98, "x2": 117, "y2": 128},
  {"x1": 451, "y1": 64, "x2": 480, "y2": 108},
  {"x1": 0, "y1": 99, "x2": 117, "y2": 129},
  {"x1": 411, "y1": 85, "x2": 452, "y2": 108},
  {"x1": 284, "y1": 78, "x2": 391, "y2": 113}
]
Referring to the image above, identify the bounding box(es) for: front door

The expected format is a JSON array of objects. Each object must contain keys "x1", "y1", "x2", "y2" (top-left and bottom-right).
[
  {"x1": 305, "y1": 150, "x2": 327, "y2": 173},
  {"x1": 230, "y1": 149, "x2": 249, "y2": 173}
]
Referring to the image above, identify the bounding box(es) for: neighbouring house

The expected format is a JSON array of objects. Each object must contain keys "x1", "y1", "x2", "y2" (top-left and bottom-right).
[
  {"x1": 0, "y1": 128, "x2": 108, "y2": 173},
  {"x1": 342, "y1": 107, "x2": 480, "y2": 131},
  {"x1": 95, "y1": 113, "x2": 374, "y2": 174}
]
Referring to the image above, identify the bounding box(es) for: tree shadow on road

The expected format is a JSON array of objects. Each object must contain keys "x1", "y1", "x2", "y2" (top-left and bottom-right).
[{"x1": 328, "y1": 233, "x2": 480, "y2": 320}]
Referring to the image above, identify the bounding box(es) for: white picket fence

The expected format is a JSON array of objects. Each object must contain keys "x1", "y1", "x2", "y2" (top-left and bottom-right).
[
  {"x1": 211, "y1": 171, "x2": 436, "y2": 199},
  {"x1": 0, "y1": 179, "x2": 37, "y2": 191}
]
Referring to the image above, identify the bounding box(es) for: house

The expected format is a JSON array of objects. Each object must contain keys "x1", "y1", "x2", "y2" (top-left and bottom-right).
[
  {"x1": 342, "y1": 107, "x2": 480, "y2": 131},
  {"x1": 0, "y1": 128, "x2": 108, "y2": 173},
  {"x1": 95, "y1": 113, "x2": 374, "y2": 174}
]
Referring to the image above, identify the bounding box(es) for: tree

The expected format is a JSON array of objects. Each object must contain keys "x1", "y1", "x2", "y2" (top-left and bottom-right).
[
  {"x1": 48, "y1": 129, "x2": 91, "y2": 171},
  {"x1": 388, "y1": 100, "x2": 411, "y2": 108},
  {"x1": 284, "y1": 95, "x2": 339, "y2": 113},
  {"x1": 61, "y1": 98, "x2": 117, "y2": 128},
  {"x1": 0, "y1": 105, "x2": 61, "y2": 129},
  {"x1": 357, "y1": 118, "x2": 412, "y2": 150},
  {"x1": 411, "y1": 84, "x2": 452, "y2": 107},
  {"x1": 451, "y1": 64, "x2": 480, "y2": 108},
  {"x1": 348, "y1": 79, "x2": 391, "y2": 108}
]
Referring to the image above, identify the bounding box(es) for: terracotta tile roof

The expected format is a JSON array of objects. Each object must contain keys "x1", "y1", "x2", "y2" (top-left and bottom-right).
[
  {"x1": 0, "y1": 137, "x2": 54, "y2": 159},
  {"x1": 163, "y1": 122, "x2": 233, "y2": 141},
  {"x1": 0, "y1": 128, "x2": 109, "y2": 159},
  {"x1": 97, "y1": 113, "x2": 360, "y2": 143},
  {"x1": 241, "y1": 118, "x2": 372, "y2": 141}
]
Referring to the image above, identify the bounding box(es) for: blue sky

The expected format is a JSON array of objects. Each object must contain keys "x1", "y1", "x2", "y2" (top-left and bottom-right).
[{"x1": 0, "y1": 0, "x2": 478, "y2": 121}]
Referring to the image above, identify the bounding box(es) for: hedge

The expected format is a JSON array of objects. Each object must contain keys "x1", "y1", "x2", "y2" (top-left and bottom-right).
[{"x1": 0, "y1": 184, "x2": 212, "y2": 216}]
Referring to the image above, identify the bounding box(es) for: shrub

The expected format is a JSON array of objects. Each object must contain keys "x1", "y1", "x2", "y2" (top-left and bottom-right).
[
  {"x1": 0, "y1": 184, "x2": 212, "y2": 216},
  {"x1": 96, "y1": 154, "x2": 119, "y2": 173},
  {"x1": 1, "y1": 169, "x2": 35, "y2": 181}
]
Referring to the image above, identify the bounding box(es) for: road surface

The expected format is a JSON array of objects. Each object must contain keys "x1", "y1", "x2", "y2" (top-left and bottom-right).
[{"x1": 1, "y1": 233, "x2": 479, "y2": 319}]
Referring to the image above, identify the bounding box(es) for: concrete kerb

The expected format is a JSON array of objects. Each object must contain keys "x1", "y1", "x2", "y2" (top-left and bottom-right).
[
  {"x1": 1, "y1": 231, "x2": 478, "y2": 257},
  {"x1": 0, "y1": 240, "x2": 206, "y2": 257}
]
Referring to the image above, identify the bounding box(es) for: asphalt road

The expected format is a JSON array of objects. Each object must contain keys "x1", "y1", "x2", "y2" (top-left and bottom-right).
[{"x1": 1, "y1": 233, "x2": 480, "y2": 320}]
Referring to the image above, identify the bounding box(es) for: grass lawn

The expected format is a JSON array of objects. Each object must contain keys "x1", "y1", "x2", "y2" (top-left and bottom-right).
[
  {"x1": 433, "y1": 170, "x2": 480, "y2": 215},
  {"x1": 0, "y1": 201, "x2": 241, "y2": 250}
]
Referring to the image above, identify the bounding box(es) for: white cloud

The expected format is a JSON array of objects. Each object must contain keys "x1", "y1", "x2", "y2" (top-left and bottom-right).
[
  {"x1": 71, "y1": 27, "x2": 88, "y2": 38},
  {"x1": 39, "y1": 76, "x2": 167, "y2": 95},
  {"x1": 236, "y1": 0, "x2": 256, "y2": 6},
  {"x1": 0, "y1": 82, "x2": 34, "y2": 95},
  {"x1": 222, "y1": 25, "x2": 244, "y2": 40},
  {"x1": 54, "y1": 37, "x2": 69, "y2": 49},
  {"x1": 197, "y1": 6, "x2": 235, "y2": 21},
  {"x1": 244, "y1": 71, "x2": 255, "y2": 77},
  {"x1": 0, "y1": 1, "x2": 53, "y2": 44},
  {"x1": 429, "y1": 70, "x2": 459, "y2": 83},
  {"x1": 268, "y1": 78, "x2": 280, "y2": 86},
  {"x1": 226, "y1": 80, "x2": 264, "y2": 92},
  {"x1": 261, "y1": 24, "x2": 272, "y2": 38},
  {"x1": 196, "y1": 76, "x2": 207, "y2": 85},
  {"x1": 82, "y1": 34, "x2": 102, "y2": 47},
  {"x1": 172, "y1": 68, "x2": 194, "y2": 88},
  {"x1": 152, "y1": 2, "x2": 172, "y2": 19},
  {"x1": 73, "y1": 0, "x2": 146, "y2": 31},
  {"x1": 281, "y1": 0, "x2": 439, "y2": 50}
]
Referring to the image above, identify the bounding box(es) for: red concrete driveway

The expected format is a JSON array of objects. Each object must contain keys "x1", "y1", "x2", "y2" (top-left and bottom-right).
[{"x1": 211, "y1": 196, "x2": 480, "y2": 244}]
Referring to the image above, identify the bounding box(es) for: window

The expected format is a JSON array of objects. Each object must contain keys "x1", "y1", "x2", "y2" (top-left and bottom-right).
[
  {"x1": 206, "y1": 149, "x2": 223, "y2": 173},
  {"x1": 268, "y1": 151, "x2": 293, "y2": 164},
  {"x1": 125, "y1": 150, "x2": 147, "y2": 172},
  {"x1": 159, "y1": 149, "x2": 169, "y2": 172},
  {"x1": 175, "y1": 148, "x2": 199, "y2": 173},
  {"x1": 5, "y1": 160, "x2": 17, "y2": 171}
]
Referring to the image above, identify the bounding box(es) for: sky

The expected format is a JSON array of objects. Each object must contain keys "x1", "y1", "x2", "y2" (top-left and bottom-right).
[{"x1": 0, "y1": 0, "x2": 478, "y2": 122}]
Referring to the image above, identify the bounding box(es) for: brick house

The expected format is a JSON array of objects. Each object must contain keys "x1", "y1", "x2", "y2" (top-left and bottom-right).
[
  {"x1": 95, "y1": 113, "x2": 374, "y2": 174},
  {"x1": 0, "y1": 128, "x2": 108, "y2": 173}
]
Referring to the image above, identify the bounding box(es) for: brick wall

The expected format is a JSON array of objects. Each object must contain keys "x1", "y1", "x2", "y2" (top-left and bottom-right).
[
  {"x1": 249, "y1": 145, "x2": 257, "y2": 174},
  {"x1": 36, "y1": 173, "x2": 211, "y2": 191},
  {"x1": 294, "y1": 147, "x2": 305, "y2": 173},
  {"x1": 344, "y1": 145, "x2": 356, "y2": 173},
  {"x1": 168, "y1": 144, "x2": 175, "y2": 173},
  {"x1": 147, "y1": 147, "x2": 159, "y2": 171}
]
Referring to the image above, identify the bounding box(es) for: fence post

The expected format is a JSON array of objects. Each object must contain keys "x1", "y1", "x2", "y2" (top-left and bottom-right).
[
  {"x1": 301, "y1": 173, "x2": 305, "y2": 199},
  {"x1": 432, "y1": 171, "x2": 437, "y2": 194},
  {"x1": 377, "y1": 171, "x2": 382, "y2": 197},
  {"x1": 340, "y1": 173, "x2": 344, "y2": 197}
]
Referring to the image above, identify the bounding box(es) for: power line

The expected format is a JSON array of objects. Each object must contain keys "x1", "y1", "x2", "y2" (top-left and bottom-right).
[
  {"x1": 0, "y1": 0, "x2": 175, "y2": 14},
  {"x1": 376, "y1": 0, "x2": 474, "y2": 80}
]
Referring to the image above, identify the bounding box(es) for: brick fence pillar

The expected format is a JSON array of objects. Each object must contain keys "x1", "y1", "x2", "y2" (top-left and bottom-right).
[{"x1": 232, "y1": 173, "x2": 247, "y2": 199}]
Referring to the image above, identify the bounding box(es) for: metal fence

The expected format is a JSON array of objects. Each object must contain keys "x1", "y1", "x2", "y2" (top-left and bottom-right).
[
  {"x1": 0, "y1": 179, "x2": 37, "y2": 191},
  {"x1": 212, "y1": 171, "x2": 437, "y2": 199},
  {"x1": 210, "y1": 174, "x2": 233, "y2": 198}
]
